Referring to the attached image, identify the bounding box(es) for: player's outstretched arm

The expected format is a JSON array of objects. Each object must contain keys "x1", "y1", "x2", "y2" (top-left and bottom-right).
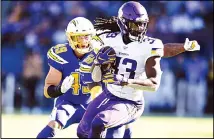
[
  {"x1": 126, "y1": 56, "x2": 162, "y2": 92},
  {"x1": 163, "y1": 38, "x2": 200, "y2": 58}
]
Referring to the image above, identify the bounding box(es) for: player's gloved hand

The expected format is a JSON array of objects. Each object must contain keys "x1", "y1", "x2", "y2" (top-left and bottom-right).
[
  {"x1": 94, "y1": 46, "x2": 116, "y2": 65},
  {"x1": 184, "y1": 38, "x2": 200, "y2": 51},
  {"x1": 61, "y1": 75, "x2": 74, "y2": 93},
  {"x1": 102, "y1": 71, "x2": 128, "y2": 85}
]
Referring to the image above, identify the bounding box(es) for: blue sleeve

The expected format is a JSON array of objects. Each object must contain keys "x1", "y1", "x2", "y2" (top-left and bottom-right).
[
  {"x1": 47, "y1": 56, "x2": 62, "y2": 71},
  {"x1": 47, "y1": 46, "x2": 68, "y2": 72},
  {"x1": 80, "y1": 51, "x2": 97, "y2": 84}
]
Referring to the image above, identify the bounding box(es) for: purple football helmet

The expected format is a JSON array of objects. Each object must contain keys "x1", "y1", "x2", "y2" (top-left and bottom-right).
[{"x1": 117, "y1": 1, "x2": 149, "y2": 43}]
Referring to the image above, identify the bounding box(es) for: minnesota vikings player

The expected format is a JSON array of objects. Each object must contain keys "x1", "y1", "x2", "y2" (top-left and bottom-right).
[
  {"x1": 36, "y1": 17, "x2": 96, "y2": 138},
  {"x1": 77, "y1": 1, "x2": 200, "y2": 138}
]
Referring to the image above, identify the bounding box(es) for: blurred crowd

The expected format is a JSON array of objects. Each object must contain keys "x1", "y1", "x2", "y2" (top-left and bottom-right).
[{"x1": 1, "y1": 1, "x2": 213, "y2": 116}]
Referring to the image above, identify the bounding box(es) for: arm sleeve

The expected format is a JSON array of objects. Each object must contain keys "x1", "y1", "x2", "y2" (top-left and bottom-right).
[
  {"x1": 80, "y1": 51, "x2": 97, "y2": 84},
  {"x1": 47, "y1": 47, "x2": 68, "y2": 72},
  {"x1": 80, "y1": 35, "x2": 105, "y2": 84}
]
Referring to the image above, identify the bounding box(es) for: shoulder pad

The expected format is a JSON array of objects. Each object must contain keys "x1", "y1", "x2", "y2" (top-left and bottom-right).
[
  {"x1": 52, "y1": 43, "x2": 68, "y2": 54},
  {"x1": 150, "y1": 38, "x2": 164, "y2": 57},
  {"x1": 142, "y1": 37, "x2": 164, "y2": 57},
  {"x1": 96, "y1": 31, "x2": 112, "y2": 40},
  {"x1": 47, "y1": 44, "x2": 69, "y2": 64}
]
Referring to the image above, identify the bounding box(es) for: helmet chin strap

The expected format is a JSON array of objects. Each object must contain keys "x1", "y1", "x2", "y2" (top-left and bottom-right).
[{"x1": 129, "y1": 33, "x2": 139, "y2": 42}]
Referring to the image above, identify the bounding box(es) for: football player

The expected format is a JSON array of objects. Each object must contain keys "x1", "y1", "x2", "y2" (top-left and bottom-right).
[
  {"x1": 77, "y1": 1, "x2": 200, "y2": 138},
  {"x1": 36, "y1": 17, "x2": 96, "y2": 138},
  {"x1": 36, "y1": 16, "x2": 133, "y2": 139}
]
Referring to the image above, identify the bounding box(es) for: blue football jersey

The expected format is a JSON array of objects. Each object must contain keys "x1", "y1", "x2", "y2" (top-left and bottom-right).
[
  {"x1": 79, "y1": 51, "x2": 96, "y2": 84},
  {"x1": 47, "y1": 43, "x2": 91, "y2": 104},
  {"x1": 79, "y1": 35, "x2": 104, "y2": 84}
]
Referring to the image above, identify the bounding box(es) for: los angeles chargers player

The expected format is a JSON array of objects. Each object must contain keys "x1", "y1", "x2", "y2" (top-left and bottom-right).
[
  {"x1": 36, "y1": 17, "x2": 96, "y2": 138},
  {"x1": 36, "y1": 16, "x2": 132, "y2": 138},
  {"x1": 77, "y1": 1, "x2": 201, "y2": 138}
]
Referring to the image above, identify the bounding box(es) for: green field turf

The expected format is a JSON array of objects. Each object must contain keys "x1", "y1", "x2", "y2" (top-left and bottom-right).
[{"x1": 2, "y1": 114, "x2": 213, "y2": 138}]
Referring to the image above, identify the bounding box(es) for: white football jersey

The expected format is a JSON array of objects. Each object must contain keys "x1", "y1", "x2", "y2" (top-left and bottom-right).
[{"x1": 99, "y1": 32, "x2": 164, "y2": 102}]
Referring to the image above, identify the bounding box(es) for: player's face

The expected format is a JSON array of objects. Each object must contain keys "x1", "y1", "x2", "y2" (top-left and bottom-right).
[
  {"x1": 77, "y1": 34, "x2": 92, "y2": 48},
  {"x1": 71, "y1": 34, "x2": 92, "y2": 49},
  {"x1": 128, "y1": 21, "x2": 147, "y2": 36}
]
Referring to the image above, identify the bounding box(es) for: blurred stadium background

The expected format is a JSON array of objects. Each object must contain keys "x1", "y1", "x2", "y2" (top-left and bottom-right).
[{"x1": 1, "y1": 1, "x2": 213, "y2": 138}]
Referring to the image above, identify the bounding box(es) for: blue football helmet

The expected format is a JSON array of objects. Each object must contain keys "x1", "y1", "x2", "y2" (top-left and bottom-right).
[{"x1": 117, "y1": 1, "x2": 149, "y2": 43}]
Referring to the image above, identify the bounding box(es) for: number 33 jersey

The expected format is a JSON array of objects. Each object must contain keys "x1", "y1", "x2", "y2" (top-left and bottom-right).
[
  {"x1": 47, "y1": 43, "x2": 91, "y2": 104},
  {"x1": 100, "y1": 32, "x2": 164, "y2": 102}
]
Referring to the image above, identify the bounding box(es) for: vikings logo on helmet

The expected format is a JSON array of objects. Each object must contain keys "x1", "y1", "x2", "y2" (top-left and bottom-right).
[{"x1": 117, "y1": 1, "x2": 149, "y2": 43}]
